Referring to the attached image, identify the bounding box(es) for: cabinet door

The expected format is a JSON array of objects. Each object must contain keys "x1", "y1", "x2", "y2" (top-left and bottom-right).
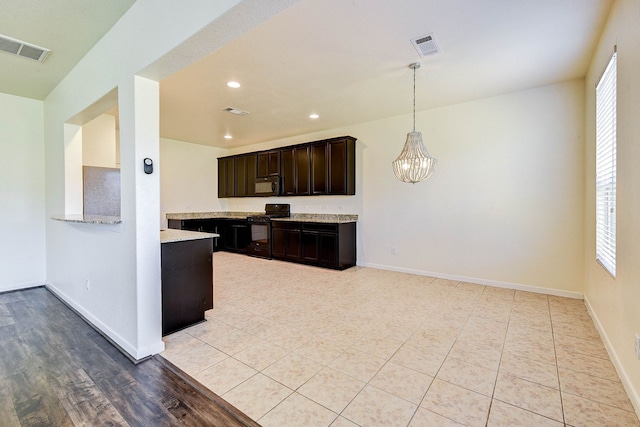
[
  {"x1": 296, "y1": 146, "x2": 311, "y2": 195},
  {"x1": 257, "y1": 151, "x2": 280, "y2": 177},
  {"x1": 328, "y1": 139, "x2": 347, "y2": 195},
  {"x1": 201, "y1": 220, "x2": 222, "y2": 252},
  {"x1": 235, "y1": 156, "x2": 247, "y2": 197},
  {"x1": 222, "y1": 222, "x2": 250, "y2": 252},
  {"x1": 284, "y1": 229, "x2": 302, "y2": 261},
  {"x1": 222, "y1": 223, "x2": 235, "y2": 249},
  {"x1": 217, "y1": 158, "x2": 227, "y2": 198},
  {"x1": 302, "y1": 231, "x2": 319, "y2": 262},
  {"x1": 246, "y1": 154, "x2": 257, "y2": 196},
  {"x1": 272, "y1": 223, "x2": 302, "y2": 261},
  {"x1": 271, "y1": 227, "x2": 286, "y2": 258},
  {"x1": 218, "y1": 157, "x2": 235, "y2": 198},
  {"x1": 225, "y1": 158, "x2": 235, "y2": 197},
  {"x1": 281, "y1": 147, "x2": 311, "y2": 196},
  {"x1": 302, "y1": 225, "x2": 338, "y2": 267},
  {"x1": 234, "y1": 154, "x2": 257, "y2": 197},
  {"x1": 311, "y1": 143, "x2": 328, "y2": 194},
  {"x1": 318, "y1": 233, "x2": 338, "y2": 266},
  {"x1": 281, "y1": 148, "x2": 296, "y2": 195}
]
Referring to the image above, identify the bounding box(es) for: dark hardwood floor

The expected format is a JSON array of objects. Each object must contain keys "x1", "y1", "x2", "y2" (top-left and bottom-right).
[{"x1": 0, "y1": 287, "x2": 259, "y2": 427}]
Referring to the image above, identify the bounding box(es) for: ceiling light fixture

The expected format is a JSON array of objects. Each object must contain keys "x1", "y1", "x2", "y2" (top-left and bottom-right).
[
  {"x1": 309, "y1": 113, "x2": 319, "y2": 119},
  {"x1": 224, "y1": 134, "x2": 232, "y2": 139},
  {"x1": 223, "y1": 107, "x2": 249, "y2": 116},
  {"x1": 392, "y1": 62, "x2": 437, "y2": 184},
  {"x1": 227, "y1": 81, "x2": 241, "y2": 88}
]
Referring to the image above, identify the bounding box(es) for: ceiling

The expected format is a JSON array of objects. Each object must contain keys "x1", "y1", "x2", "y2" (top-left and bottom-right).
[
  {"x1": 2, "y1": 0, "x2": 613, "y2": 148},
  {"x1": 0, "y1": 0, "x2": 136, "y2": 100}
]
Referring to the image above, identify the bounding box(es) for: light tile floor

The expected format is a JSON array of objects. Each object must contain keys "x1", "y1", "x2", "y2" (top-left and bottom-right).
[{"x1": 161, "y1": 252, "x2": 640, "y2": 427}]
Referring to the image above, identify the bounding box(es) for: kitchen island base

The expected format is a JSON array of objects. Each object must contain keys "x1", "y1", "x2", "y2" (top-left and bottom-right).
[{"x1": 161, "y1": 232, "x2": 215, "y2": 336}]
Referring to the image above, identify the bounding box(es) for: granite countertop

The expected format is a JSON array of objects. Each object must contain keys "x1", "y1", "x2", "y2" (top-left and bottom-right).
[
  {"x1": 166, "y1": 211, "x2": 358, "y2": 224},
  {"x1": 166, "y1": 211, "x2": 261, "y2": 220},
  {"x1": 51, "y1": 214, "x2": 122, "y2": 224},
  {"x1": 161, "y1": 229, "x2": 219, "y2": 243},
  {"x1": 273, "y1": 213, "x2": 358, "y2": 224}
]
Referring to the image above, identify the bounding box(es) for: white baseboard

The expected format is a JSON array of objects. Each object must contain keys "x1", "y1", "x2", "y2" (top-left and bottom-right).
[
  {"x1": 356, "y1": 262, "x2": 584, "y2": 300},
  {"x1": 45, "y1": 283, "x2": 164, "y2": 362},
  {"x1": 0, "y1": 281, "x2": 46, "y2": 293},
  {"x1": 584, "y1": 295, "x2": 640, "y2": 420}
]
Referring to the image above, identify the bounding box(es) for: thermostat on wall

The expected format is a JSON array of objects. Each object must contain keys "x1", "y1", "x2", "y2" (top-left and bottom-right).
[{"x1": 144, "y1": 158, "x2": 153, "y2": 174}]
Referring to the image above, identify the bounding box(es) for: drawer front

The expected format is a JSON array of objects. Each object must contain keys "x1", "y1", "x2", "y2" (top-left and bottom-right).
[
  {"x1": 271, "y1": 221, "x2": 302, "y2": 230},
  {"x1": 302, "y1": 223, "x2": 338, "y2": 233}
]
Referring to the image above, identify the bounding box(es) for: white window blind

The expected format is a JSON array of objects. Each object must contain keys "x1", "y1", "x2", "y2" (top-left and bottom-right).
[{"x1": 595, "y1": 51, "x2": 617, "y2": 277}]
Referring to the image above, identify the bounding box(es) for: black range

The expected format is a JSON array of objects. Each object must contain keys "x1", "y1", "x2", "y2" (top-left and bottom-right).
[{"x1": 245, "y1": 204, "x2": 290, "y2": 259}]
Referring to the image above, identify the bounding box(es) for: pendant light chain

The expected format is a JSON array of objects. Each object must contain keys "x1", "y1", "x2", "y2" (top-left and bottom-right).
[{"x1": 413, "y1": 63, "x2": 416, "y2": 133}]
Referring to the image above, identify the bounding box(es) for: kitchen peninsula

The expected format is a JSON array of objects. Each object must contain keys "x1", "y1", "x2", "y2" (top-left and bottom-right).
[
  {"x1": 160, "y1": 228, "x2": 218, "y2": 335},
  {"x1": 167, "y1": 209, "x2": 357, "y2": 270}
]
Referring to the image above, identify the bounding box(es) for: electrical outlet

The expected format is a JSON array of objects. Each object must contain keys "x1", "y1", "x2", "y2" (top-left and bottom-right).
[
  {"x1": 391, "y1": 246, "x2": 398, "y2": 255},
  {"x1": 635, "y1": 333, "x2": 640, "y2": 359},
  {"x1": 85, "y1": 279, "x2": 90, "y2": 290}
]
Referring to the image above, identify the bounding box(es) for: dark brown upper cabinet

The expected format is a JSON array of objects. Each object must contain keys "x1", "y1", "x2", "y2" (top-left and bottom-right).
[
  {"x1": 234, "y1": 153, "x2": 256, "y2": 197},
  {"x1": 218, "y1": 136, "x2": 355, "y2": 198},
  {"x1": 311, "y1": 137, "x2": 355, "y2": 195},
  {"x1": 257, "y1": 150, "x2": 280, "y2": 177},
  {"x1": 311, "y1": 142, "x2": 328, "y2": 194},
  {"x1": 328, "y1": 138, "x2": 355, "y2": 195},
  {"x1": 217, "y1": 156, "x2": 235, "y2": 198},
  {"x1": 281, "y1": 145, "x2": 311, "y2": 196}
]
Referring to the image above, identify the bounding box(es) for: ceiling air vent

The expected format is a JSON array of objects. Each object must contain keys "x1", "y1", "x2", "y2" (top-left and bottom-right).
[
  {"x1": 223, "y1": 107, "x2": 249, "y2": 116},
  {"x1": 411, "y1": 33, "x2": 440, "y2": 58},
  {"x1": 0, "y1": 34, "x2": 50, "y2": 62}
]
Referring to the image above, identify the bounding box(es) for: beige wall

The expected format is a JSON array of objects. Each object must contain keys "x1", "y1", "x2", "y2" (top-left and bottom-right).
[{"x1": 583, "y1": 0, "x2": 640, "y2": 414}]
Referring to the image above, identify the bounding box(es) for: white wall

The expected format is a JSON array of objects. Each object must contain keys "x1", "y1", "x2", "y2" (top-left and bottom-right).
[
  {"x1": 160, "y1": 138, "x2": 227, "y2": 228},
  {"x1": 0, "y1": 93, "x2": 45, "y2": 291},
  {"x1": 82, "y1": 114, "x2": 118, "y2": 168},
  {"x1": 42, "y1": 0, "x2": 300, "y2": 360},
  {"x1": 221, "y1": 80, "x2": 585, "y2": 296},
  {"x1": 583, "y1": 0, "x2": 640, "y2": 415}
]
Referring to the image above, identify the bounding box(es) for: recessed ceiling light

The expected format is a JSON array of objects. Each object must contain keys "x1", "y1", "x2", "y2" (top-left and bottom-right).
[
  {"x1": 309, "y1": 114, "x2": 319, "y2": 119},
  {"x1": 224, "y1": 134, "x2": 232, "y2": 139},
  {"x1": 223, "y1": 106, "x2": 249, "y2": 116},
  {"x1": 227, "y1": 81, "x2": 241, "y2": 88}
]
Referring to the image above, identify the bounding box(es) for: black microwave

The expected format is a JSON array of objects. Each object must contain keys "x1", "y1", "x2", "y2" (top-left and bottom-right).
[{"x1": 255, "y1": 176, "x2": 280, "y2": 196}]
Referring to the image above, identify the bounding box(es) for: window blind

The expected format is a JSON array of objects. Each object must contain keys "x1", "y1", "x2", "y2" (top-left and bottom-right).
[{"x1": 595, "y1": 51, "x2": 617, "y2": 277}]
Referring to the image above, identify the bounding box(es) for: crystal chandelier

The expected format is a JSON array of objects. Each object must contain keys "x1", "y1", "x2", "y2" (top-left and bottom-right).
[{"x1": 392, "y1": 62, "x2": 437, "y2": 183}]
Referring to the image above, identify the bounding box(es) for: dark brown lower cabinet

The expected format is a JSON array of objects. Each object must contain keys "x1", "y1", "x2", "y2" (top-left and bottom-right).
[
  {"x1": 170, "y1": 217, "x2": 356, "y2": 270},
  {"x1": 274, "y1": 221, "x2": 356, "y2": 270},
  {"x1": 161, "y1": 237, "x2": 213, "y2": 336},
  {"x1": 271, "y1": 222, "x2": 302, "y2": 261},
  {"x1": 168, "y1": 218, "x2": 248, "y2": 253},
  {"x1": 302, "y1": 225, "x2": 338, "y2": 267},
  {"x1": 220, "y1": 220, "x2": 250, "y2": 253}
]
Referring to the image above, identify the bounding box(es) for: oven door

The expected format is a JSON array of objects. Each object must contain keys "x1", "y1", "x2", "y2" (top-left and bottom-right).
[{"x1": 246, "y1": 221, "x2": 271, "y2": 258}]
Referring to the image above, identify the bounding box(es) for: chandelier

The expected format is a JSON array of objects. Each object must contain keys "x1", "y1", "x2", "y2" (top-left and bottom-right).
[{"x1": 392, "y1": 62, "x2": 437, "y2": 183}]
